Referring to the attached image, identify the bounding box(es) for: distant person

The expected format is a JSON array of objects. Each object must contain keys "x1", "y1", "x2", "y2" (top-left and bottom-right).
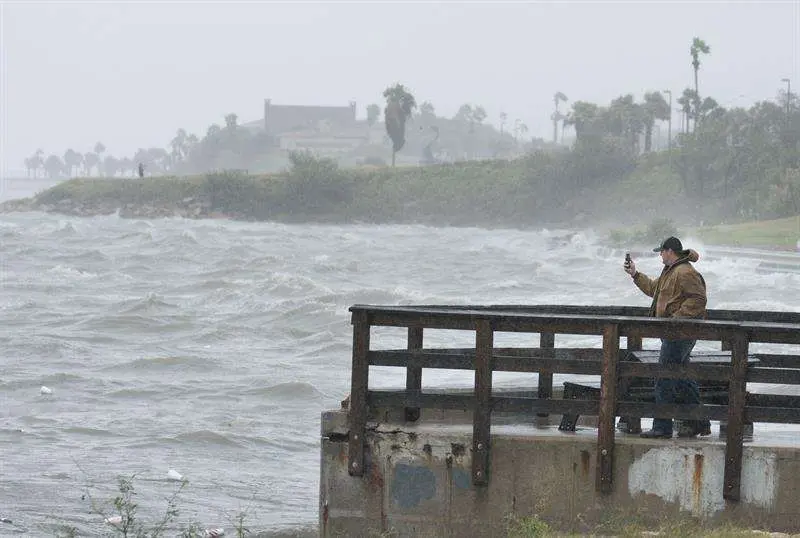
[
  {"x1": 624, "y1": 236, "x2": 711, "y2": 439},
  {"x1": 138, "y1": 163, "x2": 145, "y2": 178}
]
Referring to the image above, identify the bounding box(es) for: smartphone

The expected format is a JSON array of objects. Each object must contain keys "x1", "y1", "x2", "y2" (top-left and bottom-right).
[{"x1": 624, "y1": 252, "x2": 631, "y2": 268}]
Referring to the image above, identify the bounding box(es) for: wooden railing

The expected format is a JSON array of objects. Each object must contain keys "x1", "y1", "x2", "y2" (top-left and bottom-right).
[{"x1": 346, "y1": 304, "x2": 800, "y2": 502}]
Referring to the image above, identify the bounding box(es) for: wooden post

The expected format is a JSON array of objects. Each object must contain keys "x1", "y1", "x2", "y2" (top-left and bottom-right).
[
  {"x1": 348, "y1": 311, "x2": 370, "y2": 477},
  {"x1": 405, "y1": 327, "x2": 423, "y2": 422},
  {"x1": 537, "y1": 332, "x2": 555, "y2": 417},
  {"x1": 472, "y1": 319, "x2": 493, "y2": 486},
  {"x1": 597, "y1": 324, "x2": 620, "y2": 494},
  {"x1": 723, "y1": 332, "x2": 749, "y2": 501}
]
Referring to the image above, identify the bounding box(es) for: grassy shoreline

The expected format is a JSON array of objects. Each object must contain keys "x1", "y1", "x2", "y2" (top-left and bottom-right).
[{"x1": 2, "y1": 165, "x2": 799, "y2": 252}]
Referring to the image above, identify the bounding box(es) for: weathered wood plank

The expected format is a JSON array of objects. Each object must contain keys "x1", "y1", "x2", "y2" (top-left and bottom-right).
[
  {"x1": 352, "y1": 305, "x2": 800, "y2": 345},
  {"x1": 618, "y1": 362, "x2": 733, "y2": 382},
  {"x1": 353, "y1": 304, "x2": 800, "y2": 325},
  {"x1": 537, "y1": 332, "x2": 555, "y2": 417},
  {"x1": 746, "y1": 367, "x2": 800, "y2": 385},
  {"x1": 348, "y1": 312, "x2": 370, "y2": 477},
  {"x1": 368, "y1": 350, "x2": 605, "y2": 374},
  {"x1": 473, "y1": 320, "x2": 493, "y2": 487},
  {"x1": 597, "y1": 324, "x2": 619, "y2": 494},
  {"x1": 724, "y1": 333, "x2": 749, "y2": 502},
  {"x1": 367, "y1": 390, "x2": 601, "y2": 415},
  {"x1": 616, "y1": 402, "x2": 729, "y2": 421},
  {"x1": 749, "y1": 353, "x2": 800, "y2": 368},
  {"x1": 404, "y1": 327, "x2": 424, "y2": 422}
]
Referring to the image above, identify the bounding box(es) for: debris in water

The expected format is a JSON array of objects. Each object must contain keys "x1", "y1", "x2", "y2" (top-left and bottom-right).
[
  {"x1": 205, "y1": 529, "x2": 225, "y2": 537},
  {"x1": 40, "y1": 386, "x2": 52, "y2": 395},
  {"x1": 1, "y1": 518, "x2": 12, "y2": 524},
  {"x1": 105, "y1": 515, "x2": 122, "y2": 525},
  {"x1": 166, "y1": 469, "x2": 183, "y2": 481}
]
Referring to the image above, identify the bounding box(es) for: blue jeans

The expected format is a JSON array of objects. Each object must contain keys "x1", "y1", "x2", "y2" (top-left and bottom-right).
[{"x1": 653, "y1": 338, "x2": 701, "y2": 434}]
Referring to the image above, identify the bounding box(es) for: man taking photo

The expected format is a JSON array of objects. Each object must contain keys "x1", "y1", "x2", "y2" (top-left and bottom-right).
[{"x1": 624, "y1": 236, "x2": 711, "y2": 439}]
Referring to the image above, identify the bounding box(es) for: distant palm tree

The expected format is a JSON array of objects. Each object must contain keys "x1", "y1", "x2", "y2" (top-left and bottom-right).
[
  {"x1": 366, "y1": 104, "x2": 381, "y2": 126},
  {"x1": 552, "y1": 92, "x2": 568, "y2": 143},
  {"x1": 383, "y1": 83, "x2": 417, "y2": 166},
  {"x1": 63, "y1": 149, "x2": 82, "y2": 177},
  {"x1": 690, "y1": 37, "x2": 711, "y2": 129},
  {"x1": 224, "y1": 113, "x2": 238, "y2": 131},
  {"x1": 564, "y1": 101, "x2": 599, "y2": 143},
  {"x1": 677, "y1": 88, "x2": 698, "y2": 134},
  {"x1": 171, "y1": 128, "x2": 189, "y2": 163},
  {"x1": 419, "y1": 101, "x2": 436, "y2": 120},
  {"x1": 44, "y1": 155, "x2": 65, "y2": 178},
  {"x1": 102, "y1": 155, "x2": 120, "y2": 177},
  {"x1": 93, "y1": 143, "x2": 106, "y2": 175},
  {"x1": 642, "y1": 92, "x2": 671, "y2": 152},
  {"x1": 83, "y1": 152, "x2": 100, "y2": 176}
]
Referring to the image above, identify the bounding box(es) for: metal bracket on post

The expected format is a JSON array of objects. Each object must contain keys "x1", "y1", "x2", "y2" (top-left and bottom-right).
[
  {"x1": 597, "y1": 324, "x2": 620, "y2": 494},
  {"x1": 348, "y1": 311, "x2": 370, "y2": 477},
  {"x1": 472, "y1": 319, "x2": 493, "y2": 486}
]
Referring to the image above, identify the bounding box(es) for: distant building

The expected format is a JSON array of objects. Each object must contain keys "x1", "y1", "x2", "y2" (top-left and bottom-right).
[
  {"x1": 239, "y1": 99, "x2": 356, "y2": 135},
  {"x1": 241, "y1": 99, "x2": 386, "y2": 158}
]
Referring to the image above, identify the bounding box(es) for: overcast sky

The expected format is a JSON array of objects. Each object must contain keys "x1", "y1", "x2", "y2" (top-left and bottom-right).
[{"x1": 2, "y1": 1, "x2": 799, "y2": 173}]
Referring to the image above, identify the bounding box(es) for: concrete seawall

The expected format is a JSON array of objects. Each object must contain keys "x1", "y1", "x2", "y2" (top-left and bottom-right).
[{"x1": 319, "y1": 408, "x2": 800, "y2": 537}]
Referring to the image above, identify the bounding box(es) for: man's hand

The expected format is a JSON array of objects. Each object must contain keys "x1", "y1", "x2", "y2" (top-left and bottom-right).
[{"x1": 624, "y1": 259, "x2": 637, "y2": 277}]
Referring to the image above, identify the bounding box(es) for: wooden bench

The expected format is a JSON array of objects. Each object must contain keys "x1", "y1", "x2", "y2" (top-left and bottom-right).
[{"x1": 558, "y1": 350, "x2": 757, "y2": 433}]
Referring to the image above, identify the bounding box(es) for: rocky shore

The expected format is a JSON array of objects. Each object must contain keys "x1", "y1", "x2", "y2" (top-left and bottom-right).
[{"x1": 0, "y1": 196, "x2": 226, "y2": 220}]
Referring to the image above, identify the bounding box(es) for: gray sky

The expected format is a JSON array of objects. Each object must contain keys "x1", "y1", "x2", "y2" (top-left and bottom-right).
[{"x1": 2, "y1": 1, "x2": 799, "y2": 173}]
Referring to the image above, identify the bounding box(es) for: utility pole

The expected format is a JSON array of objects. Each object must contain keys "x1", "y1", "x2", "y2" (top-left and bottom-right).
[
  {"x1": 781, "y1": 78, "x2": 791, "y2": 115},
  {"x1": 663, "y1": 89, "x2": 673, "y2": 171}
]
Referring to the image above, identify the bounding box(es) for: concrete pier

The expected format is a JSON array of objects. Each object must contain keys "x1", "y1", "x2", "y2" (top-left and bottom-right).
[{"x1": 319, "y1": 407, "x2": 800, "y2": 537}]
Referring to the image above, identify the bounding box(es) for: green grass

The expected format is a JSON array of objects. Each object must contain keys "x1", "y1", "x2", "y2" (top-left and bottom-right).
[
  {"x1": 691, "y1": 215, "x2": 800, "y2": 250},
  {"x1": 506, "y1": 514, "x2": 800, "y2": 537}
]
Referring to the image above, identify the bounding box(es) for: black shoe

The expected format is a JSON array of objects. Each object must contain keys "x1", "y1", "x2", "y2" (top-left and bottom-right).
[
  {"x1": 677, "y1": 420, "x2": 712, "y2": 438},
  {"x1": 640, "y1": 429, "x2": 672, "y2": 439}
]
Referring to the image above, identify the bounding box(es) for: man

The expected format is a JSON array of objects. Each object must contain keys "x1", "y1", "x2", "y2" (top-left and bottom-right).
[{"x1": 624, "y1": 236, "x2": 711, "y2": 439}]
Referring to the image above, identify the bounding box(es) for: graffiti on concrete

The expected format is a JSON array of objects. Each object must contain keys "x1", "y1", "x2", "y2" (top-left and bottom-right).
[{"x1": 391, "y1": 463, "x2": 437, "y2": 509}]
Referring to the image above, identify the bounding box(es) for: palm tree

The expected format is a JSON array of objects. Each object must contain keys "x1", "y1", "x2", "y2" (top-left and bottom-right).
[
  {"x1": 552, "y1": 92, "x2": 568, "y2": 143},
  {"x1": 419, "y1": 101, "x2": 436, "y2": 120},
  {"x1": 642, "y1": 92, "x2": 671, "y2": 152},
  {"x1": 102, "y1": 156, "x2": 120, "y2": 177},
  {"x1": 63, "y1": 149, "x2": 82, "y2": 177},
  {"x1": 690, "y1": 37, "x2": 711, "y2": 129},
  {"x1": 44, "y1": 155, "x2": 65, "y2": 178},
  {"x1": 92, "y1": 143, "x2": 106, "y2": 175},
  {"x1": 366, "y1": 104, "x2": 380, "y2": 126},
  {"x1": 676, "y1": 88, "x2": 698, "y2": 134},
  {"x1": 25, "y1": 149, "x2": 44, "y2": 178},
  {"x1": 383, "y1": 83, "x2": 417, "y2": 166},
  {"x1": 224, "y1": 113, "x2": 238, "y2": 131},
  {"x1": 499, "y1": 111, "x2": 508, "y2": 135},
  {"x1": 564, "y1": 101, "x2": 600, "y2": 143},
  {"x1": 83, "y1": 152, "x2": 100, "y2": 176},
  {"x1": 170, "y1": 128, "x2": 189, "y2": 164}
]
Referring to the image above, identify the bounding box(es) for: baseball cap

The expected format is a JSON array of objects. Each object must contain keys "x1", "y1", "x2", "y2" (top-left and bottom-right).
[{"x1": 653, "y1": 236, "x2": 683, "y2": 252}]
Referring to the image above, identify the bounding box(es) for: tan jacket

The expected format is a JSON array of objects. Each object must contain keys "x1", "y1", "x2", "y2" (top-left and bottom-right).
[{"x1": 633, "y1": 250, "x2": 707, "y2": 319}]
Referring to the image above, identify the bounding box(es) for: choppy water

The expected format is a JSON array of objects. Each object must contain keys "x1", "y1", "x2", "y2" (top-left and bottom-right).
[{"x1": 1, "y1": 178, "x2": 799, "y2": 536}]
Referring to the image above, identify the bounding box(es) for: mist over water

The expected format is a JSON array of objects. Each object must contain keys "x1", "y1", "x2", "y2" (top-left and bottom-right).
[{"x1": 1, "y1": 179, "x2": 799, "y2": 535}]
